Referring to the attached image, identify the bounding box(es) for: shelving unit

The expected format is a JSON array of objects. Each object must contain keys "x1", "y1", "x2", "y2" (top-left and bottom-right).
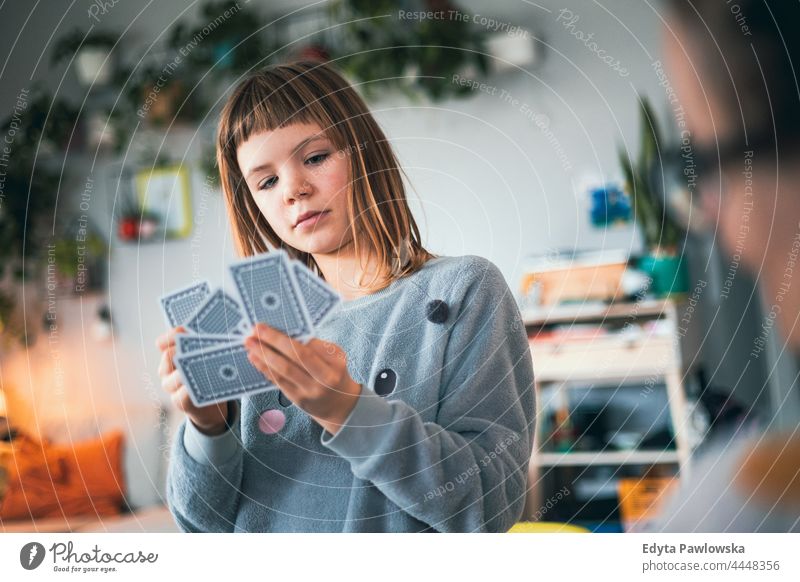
[
  {"x1": 536, "y1": 450, "x2": 682, "y2": 467},
  {"x1": 523, "y1": 299, "x2": 691, "y2": 530}
]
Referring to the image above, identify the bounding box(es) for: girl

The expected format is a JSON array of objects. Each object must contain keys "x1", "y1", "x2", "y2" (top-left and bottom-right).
[{"x1": 157, "y1": 61, "x2": 535, "y2": 533}]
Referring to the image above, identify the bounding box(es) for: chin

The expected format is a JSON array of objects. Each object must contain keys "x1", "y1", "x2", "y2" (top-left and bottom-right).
[
  {"x1": 290, "y1": 235, "x2": 346, "y2": 255},
  {"x1": 285, "y1": 219, "x2": 353, "y2": 255}
]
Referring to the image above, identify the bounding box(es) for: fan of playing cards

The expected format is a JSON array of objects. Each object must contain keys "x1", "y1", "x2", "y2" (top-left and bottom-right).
[{"x1": 159, "y1": 250, "x2": 341, "y2": 407}]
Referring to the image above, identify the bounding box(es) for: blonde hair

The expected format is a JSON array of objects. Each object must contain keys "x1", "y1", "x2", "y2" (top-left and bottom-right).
[{"x1": 216, "y1": 60, "x2": 435, "y2": 291}]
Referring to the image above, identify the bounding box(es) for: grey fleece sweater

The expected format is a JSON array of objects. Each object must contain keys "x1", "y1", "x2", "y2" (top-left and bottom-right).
[{"x1": 165, "y1": 254, "x2": 536, "y2": 532}]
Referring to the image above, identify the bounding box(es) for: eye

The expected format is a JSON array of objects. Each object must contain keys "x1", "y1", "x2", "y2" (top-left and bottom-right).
[
  {"x1": 258, "y1": 176, "x2": 277, "y2": 190},
  {"x1": 305, "y1": 152, "x2": 329, "y2": 165}
]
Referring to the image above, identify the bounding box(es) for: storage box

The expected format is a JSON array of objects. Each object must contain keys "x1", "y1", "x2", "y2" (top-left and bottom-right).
[
  {"x1": 520, "y1": 255, "x2": 628, "y2": 306},
  {"x1": 617, "y1": 477, "x2": 677, "y2": 531}
]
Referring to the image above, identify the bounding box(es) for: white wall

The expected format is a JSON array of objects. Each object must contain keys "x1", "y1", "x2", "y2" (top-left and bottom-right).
[{"x1": 377, "y1": 0, "x2": 669, "y2": 285}]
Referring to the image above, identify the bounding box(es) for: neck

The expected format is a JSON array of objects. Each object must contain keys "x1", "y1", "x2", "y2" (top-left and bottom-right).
[{"x1": 311, "y1": 243, "x2": 382, "y2": 301}]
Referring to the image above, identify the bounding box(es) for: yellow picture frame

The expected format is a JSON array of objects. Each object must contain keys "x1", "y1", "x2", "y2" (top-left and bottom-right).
[{"x1": 135, "y1": 165, "x2": 193, "y2": 238}]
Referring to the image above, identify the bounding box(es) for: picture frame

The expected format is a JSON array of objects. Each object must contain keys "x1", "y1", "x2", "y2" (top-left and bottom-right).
[{"x1": 135, "y1": 164, "x2": 193, "y2": 238}]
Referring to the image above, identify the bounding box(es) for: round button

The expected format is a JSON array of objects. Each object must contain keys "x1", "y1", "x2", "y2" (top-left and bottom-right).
[
  {"x1": 258, "y1": 409, "x2": 286, "y2": 434},
  {"x1": 374, "y1": 368, "x2": 397, "y2": 396},
  {"x1": 426, "y1": 300, "x2": 449, "y2": 324}
]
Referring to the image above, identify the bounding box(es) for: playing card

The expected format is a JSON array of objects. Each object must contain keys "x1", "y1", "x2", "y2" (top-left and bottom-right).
[
  {"x1": 175, "y1": 342, "x2": 276, "y2": 407},
  {"x1": 228, "y1": 249, "x2": 313, "y2": 340},
  {"x1": 159, "y1": 281, "x2": 211, "y2": 328},
  {"x1": 290, "y1": 260, "x2": 341, "y2": 328},
  {"x1": 184, "y1": 288, "x2": 248, "y2": 336},
  {"x1": 175, "y1": 333, "x2": 242, "y2": 355}
]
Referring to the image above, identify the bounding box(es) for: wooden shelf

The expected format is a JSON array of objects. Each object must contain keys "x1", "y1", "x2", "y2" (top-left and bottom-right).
[
  {"x1": 531, "y1": 335, "x2": 675, "y2": 382},
  {"x1": 523, "y1": 299, "x2": 691, "y2": 526},
  {"x1": 535, "y1": 450, "x2": 681, "y2": 467},
  {"x1": 523, "y1": 299, "x2": 674, "y2": 327}
]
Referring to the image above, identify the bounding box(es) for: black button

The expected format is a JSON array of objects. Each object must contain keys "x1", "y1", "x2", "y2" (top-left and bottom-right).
[
  {"x1": 278, "y1": 391, "x2": 292, "y2": 407},
  {"x1": 374, "y1": 368, "x2": 397, "y2": 396},
  {"x1": 426, "y1": 300, "x2": 449, "y2": 324}
]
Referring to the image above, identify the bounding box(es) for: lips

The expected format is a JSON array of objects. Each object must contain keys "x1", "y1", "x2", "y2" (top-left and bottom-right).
[{"x1": 294, "y1": 210, "x2": 329, "y2": 228}]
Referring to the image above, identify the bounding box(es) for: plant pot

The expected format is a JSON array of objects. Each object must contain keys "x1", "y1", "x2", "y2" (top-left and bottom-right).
[
  {"x1": 638, "y1": 251, "x2": 689, "y2": 298},
  {"x1": 75, "y1": 47, "x2": 114, "y2": 86}
]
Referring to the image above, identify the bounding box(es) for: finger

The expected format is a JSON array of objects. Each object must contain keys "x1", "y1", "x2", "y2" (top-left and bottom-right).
[
  {"x1": 246, "y1": 341, "x2": 298, "y2": 383},
  {"x1": 246, "y1": 348, "x2": 283, "y2": 390},
  {"x1": 156, "y1": 326, "x2": 187, "y2": 350},
  {"x1": 303, "y1": 339, "x2": 345, "y2": 384},
  {"x1": 158, "y1": 350, "x2": 168, "y2": 377},
  {"x1": 247, "y1": 348, "x2": 303, "y2": 397},
  {"x1": 248, "y1": 324, "x2": 328, "y2": 379},
  {"x1": 171, "y1": 389, "x2": 196, "y2": 414},
  {"x1": 248, "y1": 323, "x2": 310, "y2": 363},
  {"x1": 246, "y1": 338, "x2": 307, "y2": 380},
  {"x1": 161, "y1": 369, "x2": 183, "y2": 395},
  {"x1": 307, "y1": 338, "x2": 343, "y2": 365},
  {"x1": 156, "y1": 331, "x2": 174, "y2": 351},
  {"x1": 158, "y1": 345, "x2": 177, "y2": 377}
]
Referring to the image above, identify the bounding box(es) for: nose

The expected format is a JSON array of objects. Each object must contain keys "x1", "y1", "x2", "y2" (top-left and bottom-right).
[{"x1": 283, "y1": 170, "x2": 312, "y2": 204}]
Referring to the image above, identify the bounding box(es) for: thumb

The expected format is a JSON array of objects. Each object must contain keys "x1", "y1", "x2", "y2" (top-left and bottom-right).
[{"x1": 310, "y1": 338, "x2": 340, "y2": 359}]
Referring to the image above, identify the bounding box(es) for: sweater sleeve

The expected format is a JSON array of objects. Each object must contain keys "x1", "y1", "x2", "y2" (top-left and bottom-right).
[
  {"x1": 320, "y1": 258, "x2": 536, "y2": 532},
  {"x1": 165, "y1": 399, "x2": 245, "y2": 532}
]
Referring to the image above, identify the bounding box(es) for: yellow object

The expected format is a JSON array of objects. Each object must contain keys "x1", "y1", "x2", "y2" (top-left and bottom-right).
[
  {"x1": 135, "y1": 164, "x2": 193, "y2": 239},
  {"x1": 617, "y1": 477, "x2": 677, "y2": 531},
  {"x1": 509, "y1": 522, "x2": 590, "y2": 533}
]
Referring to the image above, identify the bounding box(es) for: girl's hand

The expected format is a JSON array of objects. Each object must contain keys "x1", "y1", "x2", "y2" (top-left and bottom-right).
[
  {"x1": 156, "y1": 326, "x2": 230, "y2": 436},
  {"x1": 244, "y1": 323, "x2": 361, "y2": 435}
]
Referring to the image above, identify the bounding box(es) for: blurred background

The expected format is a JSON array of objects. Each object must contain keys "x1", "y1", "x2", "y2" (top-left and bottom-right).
[{"x1": 0, "y1": 0, "x2": 797, "y2": 532}]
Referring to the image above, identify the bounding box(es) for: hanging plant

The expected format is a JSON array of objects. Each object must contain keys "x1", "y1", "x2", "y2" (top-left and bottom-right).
[
  {"x1": 166, "y1": 0, "x2": 271, "y2": 78},
  {"x1": 329, "y1": 0, "x2": 490, "y2": 102},
  {"x1": 51, "y1": 28, "x2": 119, "y2": 87}
]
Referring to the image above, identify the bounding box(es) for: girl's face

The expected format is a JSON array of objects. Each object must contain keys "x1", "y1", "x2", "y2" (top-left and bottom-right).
[{"x1": 237, "y1": 122, "x2": 354, "y2": 255}]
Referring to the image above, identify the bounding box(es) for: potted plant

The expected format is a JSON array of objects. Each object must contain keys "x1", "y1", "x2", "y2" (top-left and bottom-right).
[
  {"x1": 0, "y1": 87, "x2": 83, "y2": 348},
  {"x1": 52, "y1": 232, "x2": 107, "y2": 295},
  {"x1": 329, "y1": 0, "x2": 490, "y2": 102},
  {"x1": 166, "y1": 0, "x2": 269, "y2": 77},
  {"x1": 51, "y1": 28, "x2": 119, "y2": 87},
  {"x1": 0, "y1": 88, "x2": 74, "y2": 277},
  {"x1": 618, "y1": 96, "x2": 689, "y2": 298},
  {"x1": 0, "y1": 287, "x2": 30, "y2": 350},
  {"x1": 116, "y1": 189, "x2": 160, "y2": 243}
]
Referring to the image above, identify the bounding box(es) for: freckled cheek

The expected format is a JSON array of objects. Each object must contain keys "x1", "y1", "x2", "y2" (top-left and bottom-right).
[
  {"x1": 253, "y1": 195, "x2": 293, "y2": 234},
  {"x1": 318, "y1": 159, "x2": 352, "y2": 201}
]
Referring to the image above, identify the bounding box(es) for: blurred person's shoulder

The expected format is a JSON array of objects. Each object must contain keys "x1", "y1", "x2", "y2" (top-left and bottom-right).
[
  {"x1": 737, "y1": 430, "x2": 800, "y2": 507},
  {"x1": 648, "y1": 428, "x2": 800, "y2": 532}
]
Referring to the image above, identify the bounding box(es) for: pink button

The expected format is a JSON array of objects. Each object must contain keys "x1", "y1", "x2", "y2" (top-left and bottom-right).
[{"x1": 258, "y1": 409, "x2": 286, "y2": 434}]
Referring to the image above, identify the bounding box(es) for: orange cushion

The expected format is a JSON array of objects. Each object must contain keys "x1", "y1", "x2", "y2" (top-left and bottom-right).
[{"x1": 0, "y1": 430, "x2": 126, "y2": 520}]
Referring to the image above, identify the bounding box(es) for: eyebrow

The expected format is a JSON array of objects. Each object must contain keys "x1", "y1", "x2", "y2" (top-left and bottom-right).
[{"x1": 245, "y1": 134, "x2": 329, "y2": 180}]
